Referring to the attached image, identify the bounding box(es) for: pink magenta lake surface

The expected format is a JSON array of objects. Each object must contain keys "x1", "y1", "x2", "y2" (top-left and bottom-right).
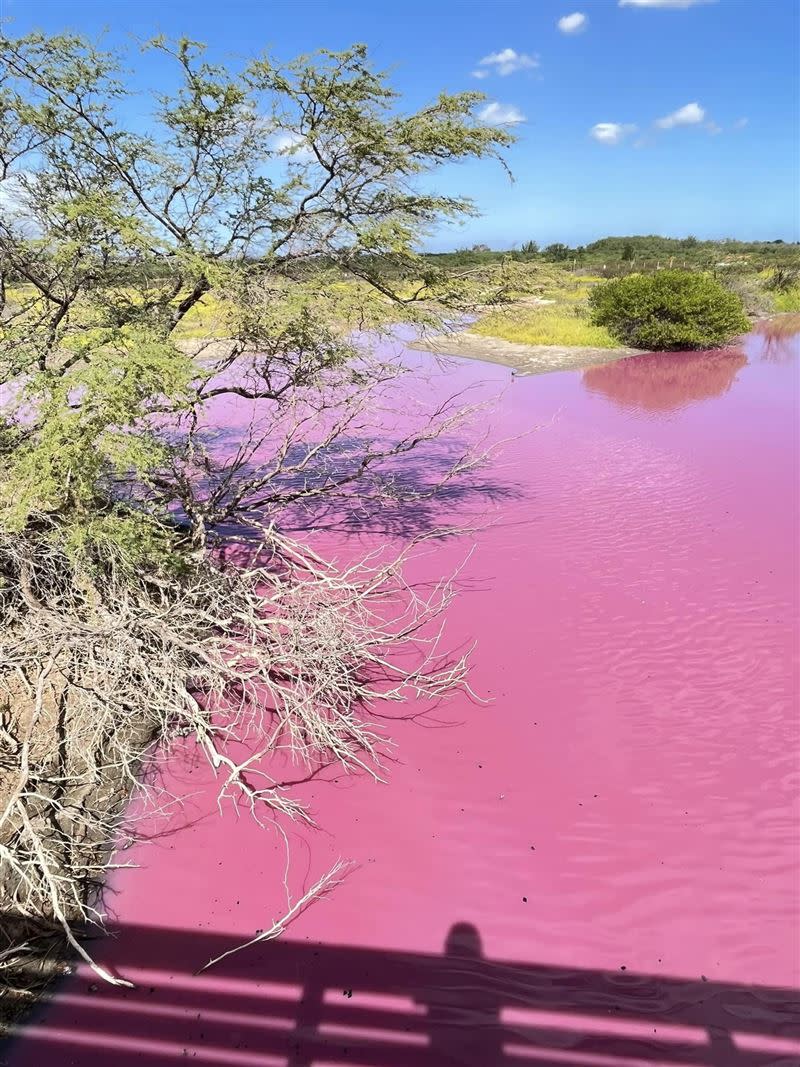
[{"x1": 6, "y1": 327, "x2": 800, "y2": 1066}]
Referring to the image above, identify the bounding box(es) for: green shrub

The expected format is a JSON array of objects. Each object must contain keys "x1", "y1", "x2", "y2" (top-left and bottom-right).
[
  {"x1": 543, "y1": 242, "x2": 573, "y2": 262},
  {"x1": 588, "y1": 270, "x2": 750, "y2": 350}
]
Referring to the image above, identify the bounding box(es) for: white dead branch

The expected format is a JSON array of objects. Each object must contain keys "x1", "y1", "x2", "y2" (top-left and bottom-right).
[{"x1": 198, "y1": 858, "x2": 352, "y2": 973}]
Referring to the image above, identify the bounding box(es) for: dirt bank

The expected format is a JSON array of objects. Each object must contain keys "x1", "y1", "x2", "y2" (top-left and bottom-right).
[
  {"x1": 409, "y1": 329, "x2": 643, "y2": 374},
  {"x1": 0, "y1": 659, "x2": 155, "y2": 1038}
]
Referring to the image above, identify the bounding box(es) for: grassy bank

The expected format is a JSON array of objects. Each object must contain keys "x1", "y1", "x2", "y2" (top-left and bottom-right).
[
  {"x1": 474, "y1": 304, "x2": 619, "y2": 349},
  {"x1": 473, "y1": 273, "x2": 621, "y2": 349},
  {"x1": 472, "y1": 266, "x2": 800, "y2": 351}
]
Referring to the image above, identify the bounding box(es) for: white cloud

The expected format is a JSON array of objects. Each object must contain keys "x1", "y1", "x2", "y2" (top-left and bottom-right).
[
  {"x1": 475, "y1": 48, "x2": 539, "y2": 77},
  {"x1": 479, "y1": 102, "x2": 526, "y2": 126},
  {"x1": 271, "y1": 131, "x2": 314, "y2": 160},
  {"x1": 0, "y1": 180, "x2": 18, "y2": 211},
  {"x1": 733, "y1": 116, "x2": 749, "y2": 130},
  {"x1": 0, "y1": 173, "x2": 41, "y2": 236},
  {"x1": 558, "y1": 12, "x2": 588, "y2": 33},
  {"x1": 620, "y1": 0, "x2": 713, "y2": 7},
  {"x1": 590, "y1": 122, "x2": 637, "y2": 145},
  {"x1": 655, "y1": 101, "x2": 705, "y2": 128},
  {"x1": 705, "y1": 120, "x2": 722, "y2": 135},
  {"x1": 618, "y1": 0, "x2": 712, "y2": 7},
  {"x1": 471, "y1": 69, "x2": 490, "y2": 79},
  {"x1": 0, "y1": 173, "x2": 29, "y2": 213}
]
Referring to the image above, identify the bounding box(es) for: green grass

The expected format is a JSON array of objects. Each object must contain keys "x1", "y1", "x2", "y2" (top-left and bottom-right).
[
  {"x1": 473, "y1": 305, "x2": 620, "y2": 349},
  {"x1": 772, "y1": 287, "x2": 800, "y2": 313}
]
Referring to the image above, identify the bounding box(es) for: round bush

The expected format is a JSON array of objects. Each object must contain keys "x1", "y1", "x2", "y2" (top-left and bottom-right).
[{"x1": 588, "y1": 270, "x2": 751, "y2": 350}]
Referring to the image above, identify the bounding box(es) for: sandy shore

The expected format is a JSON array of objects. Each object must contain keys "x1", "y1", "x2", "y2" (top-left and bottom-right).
[{"x1": 409, "y1": 329, "x2": 643, "y2": 375}]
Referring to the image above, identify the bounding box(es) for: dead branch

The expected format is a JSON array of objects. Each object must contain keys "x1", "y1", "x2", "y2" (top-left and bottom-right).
[
  {"x1": 198, "y1": 858, "x2": 352, "y2": 973},
  {"x1": 0, "y1": 517, "x2": 471, "y2": 985}
]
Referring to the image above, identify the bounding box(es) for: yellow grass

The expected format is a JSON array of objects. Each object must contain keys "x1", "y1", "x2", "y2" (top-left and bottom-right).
[
  {"x1": 474, "y1": 305, "x2": 620, "y2": 349},
  {"x1": 171, "y1": 292, "x2": 229, "y2": 339},
  {"x1": 5, "y1": 283, "x2": 230, "y2": 339}
]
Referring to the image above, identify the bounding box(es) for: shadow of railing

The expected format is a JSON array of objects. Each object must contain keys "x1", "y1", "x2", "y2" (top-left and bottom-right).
[{"x1": 2, "y1": 917, "x2": 798, "y2": 1066}]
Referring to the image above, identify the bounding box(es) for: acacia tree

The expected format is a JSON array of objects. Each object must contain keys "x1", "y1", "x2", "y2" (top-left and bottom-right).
[{"x1": 0, "y1": 32, "x2": 535, "y2": 985}]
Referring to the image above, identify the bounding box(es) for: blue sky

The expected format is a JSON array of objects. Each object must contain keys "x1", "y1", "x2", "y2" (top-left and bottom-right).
[{"x1": 2, "y1": 0, "x2": 798, "y2": 248}]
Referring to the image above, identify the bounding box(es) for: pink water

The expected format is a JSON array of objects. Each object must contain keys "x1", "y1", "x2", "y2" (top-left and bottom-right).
[{"x1": 5, "y1": 328, "x2": 800, "y2": 1066}]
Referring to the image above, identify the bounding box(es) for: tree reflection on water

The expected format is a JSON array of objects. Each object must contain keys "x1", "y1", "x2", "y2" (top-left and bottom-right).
[
  {"x1": 582, "y1": 348, "x2": 748, "y2": 413},
  {"x1": 749, "y1": 315, "x2": 800, "y2": 363}
]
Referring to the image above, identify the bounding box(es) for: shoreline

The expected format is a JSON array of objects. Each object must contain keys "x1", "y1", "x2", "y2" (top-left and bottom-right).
[
  {"x1": 409, "y1": 313, "x2": 800, "y2": 375},
  {"x1": 409, "y1": 329, "x2": 644, "y2": 374}
]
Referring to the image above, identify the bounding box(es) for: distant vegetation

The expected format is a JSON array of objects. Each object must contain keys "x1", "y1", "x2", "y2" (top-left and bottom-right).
[
  {"x1": 568, "y1": 235, "x2": 797, "y2": 272},
  {"x1": 588, "y1": 271, "x2": 751, "y2": 351},
  {"x1": 426, "y1": 235, "x2": 799, "y2": 273},
  {"x1": 4, "y1": 235, "x2": 795, "y2": 356},
  {"x1": 430, "y1": 236, "x2": 798, "y2": 351}
]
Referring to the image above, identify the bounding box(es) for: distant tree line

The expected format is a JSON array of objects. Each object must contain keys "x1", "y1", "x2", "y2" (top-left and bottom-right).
[{"x1": 422, "y1": 235, "x2": 799, "y2": 272}]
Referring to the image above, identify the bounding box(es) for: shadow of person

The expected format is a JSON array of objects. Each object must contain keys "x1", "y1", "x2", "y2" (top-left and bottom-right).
[
  {"x1": 3, "y1": 911, "x2": 799, "y2": 1067},
  {"x1": 418, "y1": 922, "x2": 506, "y2": 1066}
]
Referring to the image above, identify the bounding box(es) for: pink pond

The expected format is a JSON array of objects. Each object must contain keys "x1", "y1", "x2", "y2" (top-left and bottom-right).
[{"x1": 5, "y1": 326, "x2": 800, "y2": 1066}]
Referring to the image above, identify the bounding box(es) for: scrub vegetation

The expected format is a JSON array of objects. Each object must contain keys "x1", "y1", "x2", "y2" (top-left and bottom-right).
[
  {"x1": 467, "y1": 253, "x2": 797, "y2": 352},
  {"x1": 588, "y1": 271, "x2": 751, "y2": 351},
  {"x1": 429, "y1": 234, "x2": 800, "y2": 273},
  {"x1": 469, "y1": 269, "x2": 615, "y2": 349}
]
